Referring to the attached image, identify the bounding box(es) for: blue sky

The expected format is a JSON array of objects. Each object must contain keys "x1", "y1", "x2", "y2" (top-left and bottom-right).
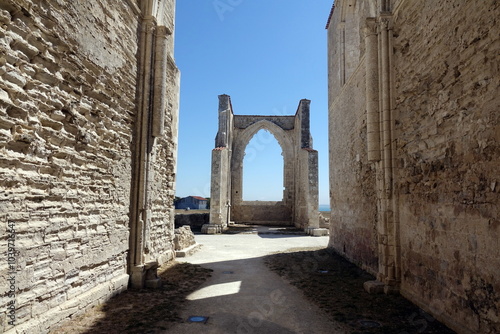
[{"x1": 174, "y1": 1, "x2": 333, "y2": 205}]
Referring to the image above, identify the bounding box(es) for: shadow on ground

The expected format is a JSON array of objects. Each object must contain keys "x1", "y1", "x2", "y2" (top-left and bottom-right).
[
  {"x1": 49, "y1": 246, "x2": 455, "y2": 334},
  {"x1": 264, "y1": 248, "x2": 456, "y2": 334},
  {"x1": 49, "y1": 262, "x2": 212, "y2": 334}
]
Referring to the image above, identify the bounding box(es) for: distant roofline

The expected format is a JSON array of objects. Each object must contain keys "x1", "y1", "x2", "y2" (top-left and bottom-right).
[
  {"x1": 190, "y1": 196, "x2": 207, "y2": 201},
  {"x1": 325, "y1": 1, "x2": 336, "y2": 29}
]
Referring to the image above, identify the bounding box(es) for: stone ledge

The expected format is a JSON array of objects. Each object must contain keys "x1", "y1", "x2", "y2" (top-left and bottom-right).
[
  {"x1": 305, "y1": 227, "x2": 329, "y2": 236},
  {"x1": 363, "y1": 280, "x2": 385, "y2": 294},
  {"x1": 175, "y1": 243, "x2": 202, "y2": 258},
  {"x1": 201, "y1": 223, "x2": 224, "y2": 234}
]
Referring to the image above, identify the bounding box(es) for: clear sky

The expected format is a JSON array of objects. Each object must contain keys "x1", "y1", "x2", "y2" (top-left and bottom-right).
[{"x1": 174, "y1": 0, "x2": 333, "y2": 205}]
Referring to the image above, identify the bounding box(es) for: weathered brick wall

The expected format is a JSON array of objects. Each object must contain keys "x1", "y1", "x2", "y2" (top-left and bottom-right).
[
  {"x1": 393, "y1": 1, "x2": 500, "y2": 332},
  {"x1": 0, "y1": 0, "x2": 145, "y2": 332}
]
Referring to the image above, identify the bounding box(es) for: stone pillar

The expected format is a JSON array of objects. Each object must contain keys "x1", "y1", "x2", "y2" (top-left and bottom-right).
[
  {"x1": 365, "y1": 18, "x2": 380, "y2": 162},
  {"x1": 364, "y1": 13, "x2": 400, "y2": 295},
  {"x1": 303, "y1": 149, "x2": 328, "y2": 236},
  {"x1": 298, "y1": 99, "x2": 312, "y2": 148},
  {"x1": 203, "y1": 147, "x2": 229, "y2": 234},
  {"x1": 203, "y1": 95, "x2": 234, "y2": 234},
  {"x1": 152, "y1": 26, "x2": 170, "y2": 137},
  {"x1": 129, "y1": 15, "x2": 156, "y2": 289}
]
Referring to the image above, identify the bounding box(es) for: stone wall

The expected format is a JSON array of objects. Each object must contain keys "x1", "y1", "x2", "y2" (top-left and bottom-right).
[
  {"x1": 327, "y1": 43, "x2": 378, "y2": 272},
  {"x1": 0, "y1": 0, "x2": 179, "y2": 332},
  {"x1": 327, "y1": 0, "x2": 499, "y2": 333},
  {"x1": 232, "y1": 202, "x2": 291, "y2": 225},
  {"x1": 327, "y1": 0, "x2": 378, "y2": 273},
  {"x1": 175, "y1": 212, "x2": 209, "y2": 231},
  {"x1": 393, "y1": 1, "x2": 500, "y2": 332}
]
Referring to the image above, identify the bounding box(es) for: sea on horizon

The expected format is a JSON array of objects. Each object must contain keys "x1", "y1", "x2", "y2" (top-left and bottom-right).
[{"x1": 319, "y1": 204, "x2": 330, "y2": 212}]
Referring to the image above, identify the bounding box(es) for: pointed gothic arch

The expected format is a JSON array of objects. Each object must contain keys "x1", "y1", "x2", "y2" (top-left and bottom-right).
[
  {"x1": 203, "y1": 95, "x2": 325, "y2": 235},
  {"x1": 239, "y1": 127, "x2": 285, "y2": 201},
  {"x1": 232, "y1": 120, "x2": 293, "y2": 205}
]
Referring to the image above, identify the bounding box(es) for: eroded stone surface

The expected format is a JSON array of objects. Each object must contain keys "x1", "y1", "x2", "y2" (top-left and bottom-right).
[
  {"x1": 0, "y1": 0, "x2": 179, "y2": 332},
  {"x1": 174, "y1": 226, "x2": 196, "y2": 251},
  {"x1": 327, "y1": 1, "x2": 499, "y2": 333}
]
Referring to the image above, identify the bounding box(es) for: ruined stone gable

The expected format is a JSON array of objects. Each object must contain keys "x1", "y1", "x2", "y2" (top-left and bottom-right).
[
  {"x1": 327, "y1": 0, "x2": 499, "y2": 333},
  {"x1": 0, "y1": 0, "x2": 179, "y2": 332},
  {"x1": 206, "y1": 95, "x2": 324, "y2": 235}
]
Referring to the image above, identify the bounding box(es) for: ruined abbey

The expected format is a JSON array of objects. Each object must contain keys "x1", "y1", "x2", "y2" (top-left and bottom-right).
[
  {"x1": 205, "y1": 94, "x2": 326, "y2": 236},
  {"x1": 0, "y1": 0, "x2": 498, "y2": 333}
]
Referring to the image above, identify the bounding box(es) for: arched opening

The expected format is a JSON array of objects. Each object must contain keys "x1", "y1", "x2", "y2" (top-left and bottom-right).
[{"x1": 242, "y1": 129, "x2": 284, "y2": 201}]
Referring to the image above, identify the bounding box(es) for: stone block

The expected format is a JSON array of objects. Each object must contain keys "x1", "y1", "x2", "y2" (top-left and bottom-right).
[
  {"x1": 175, "y1": 243, "x2": 201, "y2": 258},
  {"x1": 364, "y1": 280, "x2": 385, "y2": 294},
  {"x1": 306, "y1": 227, "x2": 329, "y2": 237},
  {"x1": 201, "y1": 224, "x2": 223, "y2": 234},
  {"x1": 145, "y1": 278, "x2": 162, "y2": 289},
  {"x1": 174, "y1": 225, "x2": 196, "y2": 250}
]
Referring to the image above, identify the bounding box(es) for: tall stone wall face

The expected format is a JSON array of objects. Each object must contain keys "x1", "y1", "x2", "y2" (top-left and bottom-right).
[
  {"x1": 0, "y1": 0, "x2": 179, "y2": 332},
  {"x1": 147, "y1": 59, "x2": 179, "y2": 265},
  {"x1": 327, "y1": 58, "x2": 378, "y2": 273},
  {"x1": 393, "y1": 1, "x2": 500, "y2": 332},
  {"x1": 232, "y1": 202, "x2": 291, "y2": 225},
  {"x1": 328, "y1": 0, "x2": 499, "y2": 332}
]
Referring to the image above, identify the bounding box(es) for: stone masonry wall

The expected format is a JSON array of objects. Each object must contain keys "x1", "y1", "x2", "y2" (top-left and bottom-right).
[
  {"x1": 327, "y1": 0, "x2": 499, "y2": 333},
  {"x1": 327, "y1": 60, "x2": 379, "y2": 273},
  {"x1": 146, "y1": 6, "x2": 179, "y2": 267},
  {"x1": 0, "y1": 0, "x2": 137, "y2": 332},
  {"x1": 393, "y1": 1, "x2": 500, "y2": 332},
  {"x1": 232, "y1": 202, "x2": 291, "y2": 225},
  {"x1": 327, "y1": 1, "x2": 378, "y2": 272}
]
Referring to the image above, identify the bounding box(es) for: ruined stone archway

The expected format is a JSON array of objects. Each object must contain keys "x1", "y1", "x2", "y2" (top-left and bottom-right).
[{"x1": 203, "y1": 95, "x2": 325, "y2": 235}]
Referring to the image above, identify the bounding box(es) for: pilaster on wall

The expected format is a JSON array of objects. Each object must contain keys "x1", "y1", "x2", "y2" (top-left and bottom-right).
[
  {"x1": 129, "y1": 0, "x2": 178, "y2": 288},
  {"x1": 362, "y1": 11, "x2": 400, "y2": 292}
]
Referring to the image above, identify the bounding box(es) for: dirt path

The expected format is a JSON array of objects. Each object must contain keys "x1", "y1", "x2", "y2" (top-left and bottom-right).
[
  {"x1": 50, "y1": 228, "x2": 455, "y2": 333},
  {"x1": 265, "y1": 248, "x2": 456, "y2": 334}
]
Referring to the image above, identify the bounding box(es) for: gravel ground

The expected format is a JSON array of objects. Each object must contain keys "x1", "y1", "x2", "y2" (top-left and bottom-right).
[
  {"x1": 264, "y1": 248, "x2": 456, "y2": 334},
  {"x1": 49, "y1": 240, "x2": 455, "y2": 334},
  {"x1": 49, "y1": 262, "x2": 212, "y2": 334}
]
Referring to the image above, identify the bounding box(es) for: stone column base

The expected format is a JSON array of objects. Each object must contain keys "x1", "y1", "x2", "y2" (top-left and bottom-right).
[
  {"x1": 201, "y1": 223, "x2": 223, "y2": 234},
  {"x1": 364, "y1": 280, "x2": 400, "y2": 295},
  {"x1": 305, "y1": 227, "x2": 329, "y2": 236},
  {"x1": 364, "y1": 280, "x2": 385, "y2": 294},
  {"x1": 130, "y1": 261, "x2": 162, "y2": 289},
  {"x1": 130, "y1": 265, "x2": 146, "y2": 289},
  {"x1": 384, "y1": 283, "x2": 400, "y2": 295}
]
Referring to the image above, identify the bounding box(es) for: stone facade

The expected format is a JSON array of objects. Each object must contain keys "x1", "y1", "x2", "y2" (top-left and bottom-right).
[
  {"x1": 206, "y1": 95, "x2": 325, "y2": 235},
  {"x1": 327, "y1": 1, "x2": 499, "y2": 333},
  {"x1": 0, "y1": 0, "x2": 179, "y2": 332}
]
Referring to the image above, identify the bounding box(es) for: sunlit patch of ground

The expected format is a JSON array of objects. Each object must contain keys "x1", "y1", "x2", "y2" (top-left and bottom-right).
[{"x1": 50, "y1": 262, "x2": 212, "y2": 334}]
